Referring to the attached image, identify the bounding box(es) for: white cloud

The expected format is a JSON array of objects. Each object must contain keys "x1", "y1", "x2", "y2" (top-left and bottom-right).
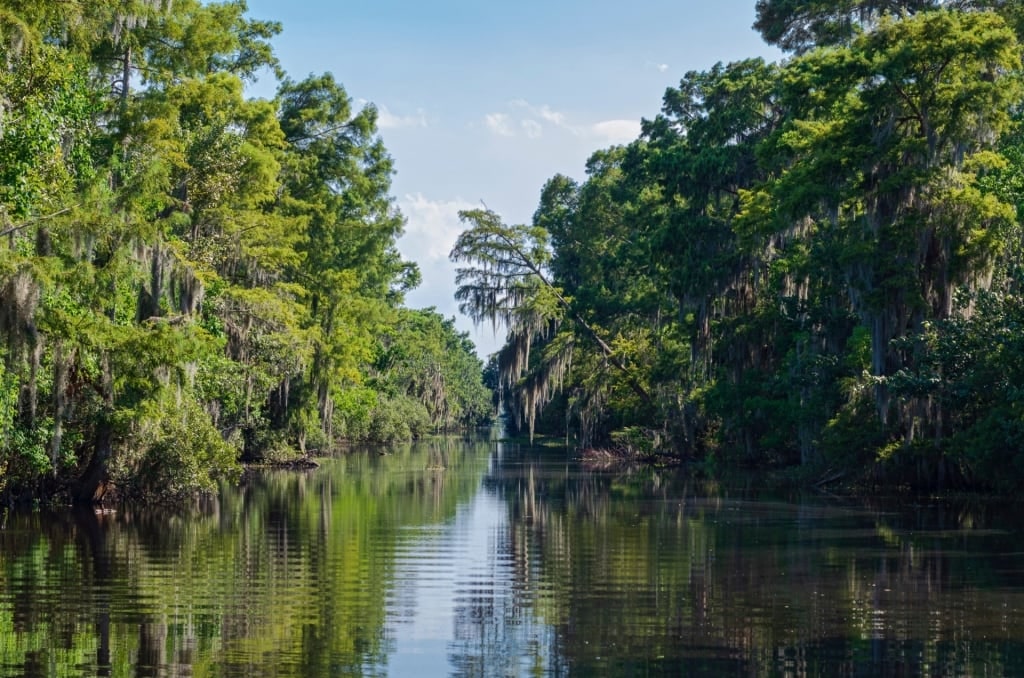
[
  {"x1": 589, "y1": 119, "x2": 641, "y2": 145},
  {"x1": 377, "y1": 105, "x2": 428, "y2": 129},
  {"x1": 484, "y1": 112, "x2": 515, "y2": 137},
  {"x1": 355, "y1": 100, "x2": 428, "y2": 130},
  {"x1": 510, "y1": 100, "x2": 568, "y2": 129},
  {"x1": 536, "y1": 104, "x2": 566, "y2": 126},
  {"x1": 489, "y1": 100, "x2": 639, "y2": 145},
  {"x1": 521, "y1": 119, "x2": 543, "y2": 139},
  {"x1": 657, "y1": 63, "x2": 669, "y2": 73},
  {"x1": 398, "y1": 192, "x2": 475, "y2": 262}
]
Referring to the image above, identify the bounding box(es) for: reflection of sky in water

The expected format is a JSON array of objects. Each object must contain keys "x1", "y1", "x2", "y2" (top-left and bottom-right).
[
  {"x1": 384, "y1": 484, "x2": 551, "y2": 676},
  {"x1": 382, "y1": 444, "x2": 556, "y2": 676},
  {"x1": 5, "y1": 438, "x2": 1024, "y2": 677}
]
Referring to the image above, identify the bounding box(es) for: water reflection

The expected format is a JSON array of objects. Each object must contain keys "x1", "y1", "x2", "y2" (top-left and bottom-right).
[
  {"x1": 486, "y1": 444, "x2": 1024, "y2": 676},
  {"x1": 1, "y1": 436, "x2": 1023, "y2": 676}
]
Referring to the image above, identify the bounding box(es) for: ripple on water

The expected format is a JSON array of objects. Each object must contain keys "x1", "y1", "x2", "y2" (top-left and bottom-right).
[{"x1": 5, "y1": 443, "x2": 1024, "y2": 676}]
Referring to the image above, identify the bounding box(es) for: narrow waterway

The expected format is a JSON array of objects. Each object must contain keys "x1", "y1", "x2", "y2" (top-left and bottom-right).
[{"x1": 2, "y1": 434, "x2": 1024, "y2": 676}]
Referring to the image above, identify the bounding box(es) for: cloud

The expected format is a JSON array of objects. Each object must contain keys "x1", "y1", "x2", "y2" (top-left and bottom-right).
[
  {"x1": 589, "y1": 119, "x2": 641, "y2": 145},
  {"x1": 536, "y1": 104, "x2": 566, "y2": 126},
  {"x1": 377, "y1": 105, "x2": 428, "y2": 130},
  {"x1": 485, "y1": 100, "x2": 640, "y2": 145},
  {"x1": 398, "y1": 192, "x2": 475, "y2": 262},
  {"x1": 355, "y1": 100, "x2": 429, "y2": 130},
  {"x1": 510, "y1": 100, "x2": 567, "y2": 129},
  {"x1": 484, "y1": 112, "x2": 515, "y2": 137},
  {"x1": 657, "y1": 63, "x2": 669, "y2": 73},
  {"x1": 521, "y1": 119, "x2": 543, "y2": 139}
]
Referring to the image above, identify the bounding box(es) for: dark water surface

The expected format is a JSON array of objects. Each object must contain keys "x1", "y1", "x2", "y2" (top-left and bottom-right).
[{"x1": 2, "y1": 436, "x2": 1024, "y2": 676}]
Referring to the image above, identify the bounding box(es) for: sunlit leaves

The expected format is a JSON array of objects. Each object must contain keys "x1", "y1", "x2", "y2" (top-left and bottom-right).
[{"x1": 0, "y1": 0, "x2": 468, "y2": 500}]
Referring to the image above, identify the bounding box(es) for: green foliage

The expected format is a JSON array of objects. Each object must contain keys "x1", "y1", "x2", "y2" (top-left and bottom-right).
[
  {"x1": 373, "y1": 308, "x2": 492, "y2": 434},
  {"x1": 368, "y1": 395, "x2": 432, "y2": 444},
  {"x1": 752, "y1": 0, "x2": 1023, "y2": 53},
  {"x1": 333, "y1": 385, "x2": 378, "y2": 441},
  {"x1": 116, "y1": 390, "x2": 241, "y2": 500},
  {"x1": 0, "y1": 46, "x2": 100, "y2": 217},
  {"x1": 459, "y1": 3, "x2": 1024, "y2": 490},
  {"x1": 0, "y1": 0, "x2": 491, "y2": 503},
  {"x1": 890, "y1": 290, "x2": 1024, "y2": 489}
]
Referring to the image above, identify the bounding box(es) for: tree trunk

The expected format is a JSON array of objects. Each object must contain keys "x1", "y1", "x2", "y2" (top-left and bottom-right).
[{"x1": 77, "y1": 355, "x2": 114, "y2": 503}]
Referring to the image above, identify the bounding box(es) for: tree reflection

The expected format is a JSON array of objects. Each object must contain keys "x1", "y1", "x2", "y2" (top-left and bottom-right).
[
  {"x1": 0, "y1": 437, "x2": 492, "y2": 676},
  {"x1": 483, "y1": 443, "x2": 1024, "y2": 676},
  {"x1": 3, "y1": 439, "x2": 1024, "y2": 676}
]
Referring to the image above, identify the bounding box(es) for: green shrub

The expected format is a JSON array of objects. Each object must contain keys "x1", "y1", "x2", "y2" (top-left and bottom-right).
[
  {"x1": 367, "y1": 395, "x2": 431, "y2": 443},
  {"x1": 116, "y1": 394, "x2": 240, "y2": 500}
]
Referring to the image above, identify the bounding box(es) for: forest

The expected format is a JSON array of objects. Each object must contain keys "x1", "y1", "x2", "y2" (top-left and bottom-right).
[
  {"x1": 4, "y1": 0, "x2": 1024, "y2": 505},
  {"x1": 0, "y1": 0, "x2": 492, "y2": 504},
  {"x1": 453, "y1": 0, "x2": 1024, "y2": 491}
]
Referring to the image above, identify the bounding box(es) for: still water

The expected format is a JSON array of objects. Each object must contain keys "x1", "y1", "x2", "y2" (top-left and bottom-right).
[{"x1": 3, "y1": 435, "x2": 1024, "y2": 676}]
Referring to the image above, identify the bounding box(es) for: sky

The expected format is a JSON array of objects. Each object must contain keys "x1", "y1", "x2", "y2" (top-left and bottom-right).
[{"x1": 242, "y1": 0, "x2": 782, "y2": 356}]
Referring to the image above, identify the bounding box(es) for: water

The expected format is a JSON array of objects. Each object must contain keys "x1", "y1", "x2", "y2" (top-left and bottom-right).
[{"x1": 2, "y1": 435, "x2": 1024, "y2": 676}]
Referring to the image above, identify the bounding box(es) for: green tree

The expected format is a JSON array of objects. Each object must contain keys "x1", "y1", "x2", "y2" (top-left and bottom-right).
[
  {"x1": 0, "y1": 0, "x2": 481, "y2": 504},
  {"x1": 373, "y1": 308, "x2": 492, "y2": 434},
  {"x1": 748, "y1": 10, "x2": 1020, "y2": 453}
]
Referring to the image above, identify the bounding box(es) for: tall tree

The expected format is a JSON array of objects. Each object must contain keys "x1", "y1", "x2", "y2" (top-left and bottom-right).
[
  {"x1": 0, "y1": 0, "x2": 473, "y2": 504},
  {"x1": 748, "y1": 10, "x2": 1021, "y2": 446},
  {"x1": 752, "y1": 0, "x2": 1021, "y2": 52},
  {"x1": 274, "y1": 74, "x2": 411, "y2": 443}
]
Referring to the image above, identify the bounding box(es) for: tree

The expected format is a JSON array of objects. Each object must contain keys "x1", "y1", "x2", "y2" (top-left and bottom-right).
[
  {"x1": 275, "y1": 73, "x2": 412, "y2": 446},
  {"x1": 752, "y1": 0, "x2": 1021, "y2": 52},
  {"x1": 464, "y1": 3, "x2": 1024, "y2": 484},
  {"x1": 750, "y1": 10, "x2": 1020, "y2": 448},
  {"x1": 0, "y1": 0, "x2": 481, "y2": 504},
  {"x1": 451, "y1": 207, "x2": 651, "y2": 442},
  {"x1": 372, "y1": 308, "x2": 492, "y2": 434}
]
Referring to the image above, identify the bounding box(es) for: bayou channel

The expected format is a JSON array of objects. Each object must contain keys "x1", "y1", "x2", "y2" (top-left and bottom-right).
[{"x1": 2, "y1": 433, "x2": 1023, "y2": 676}]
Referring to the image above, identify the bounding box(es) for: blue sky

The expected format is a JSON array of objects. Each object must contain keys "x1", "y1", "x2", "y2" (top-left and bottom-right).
[{"x1": 243, "y1": 0, "x2": 781, "y2": 356}]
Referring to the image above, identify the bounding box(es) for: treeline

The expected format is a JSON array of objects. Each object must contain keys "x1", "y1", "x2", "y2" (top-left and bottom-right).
[
  {"x1": 0, "y1": 0, "x2": 491, "y2": 503},
  {"x1": 453, "y1": 1, "x2": 1024, "y2": 490}
]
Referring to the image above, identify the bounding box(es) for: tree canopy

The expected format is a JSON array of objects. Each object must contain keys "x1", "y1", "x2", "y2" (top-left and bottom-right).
[
  {"x1": 0, "y1": 0, "x2": 491, "y2": 503},
  {"x1": 456, "y1": 5, "x2": 1024, "y2": 490}
]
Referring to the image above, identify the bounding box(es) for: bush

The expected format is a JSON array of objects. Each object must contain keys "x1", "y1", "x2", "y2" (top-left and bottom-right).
[
  {"x1": 367, "y1": 395, "x2": 431, "y2": 443},
  {"x1": 333, "y1": 386, "x2": 377, "y2": 441},
  {"x1": 116, "y1": 394, "x2": 240, "y2": 500}
]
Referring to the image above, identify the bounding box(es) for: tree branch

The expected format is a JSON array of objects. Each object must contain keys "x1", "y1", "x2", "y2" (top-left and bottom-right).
[
  {"x1": 487, "y1": 220, "x2": 652, "y2": 404},
  {"x1": 0, "y1": 206, "x2": 76, "y2": 238}
]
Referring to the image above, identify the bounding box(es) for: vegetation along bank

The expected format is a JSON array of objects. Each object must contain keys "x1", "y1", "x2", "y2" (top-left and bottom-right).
[
  {"x1": 453, "y1": 1, "x2": 1024, "y2": 492},
  {"x1": 6, "y1": 0, "x2": 1024, "y2": 503},
  {"x1": 0, "y1": 0, "x2": 491, "y2": 504}
]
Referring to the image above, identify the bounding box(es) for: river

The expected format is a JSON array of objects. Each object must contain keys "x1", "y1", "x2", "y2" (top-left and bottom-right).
[{"x1": 2, "y1": 434, "x2": 1024, "y2": 676}]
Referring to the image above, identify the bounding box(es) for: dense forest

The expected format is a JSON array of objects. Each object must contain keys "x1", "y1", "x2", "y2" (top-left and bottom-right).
[
  {"x1": 0, "y1": 0, "x2": 492, "y2": 503},
  {"x1": 454, "y1": 0, "x2": 1024, "y2": 490},
  {"x1": 5, "y1": 0, "x2": 1024, "y2": 504}
]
